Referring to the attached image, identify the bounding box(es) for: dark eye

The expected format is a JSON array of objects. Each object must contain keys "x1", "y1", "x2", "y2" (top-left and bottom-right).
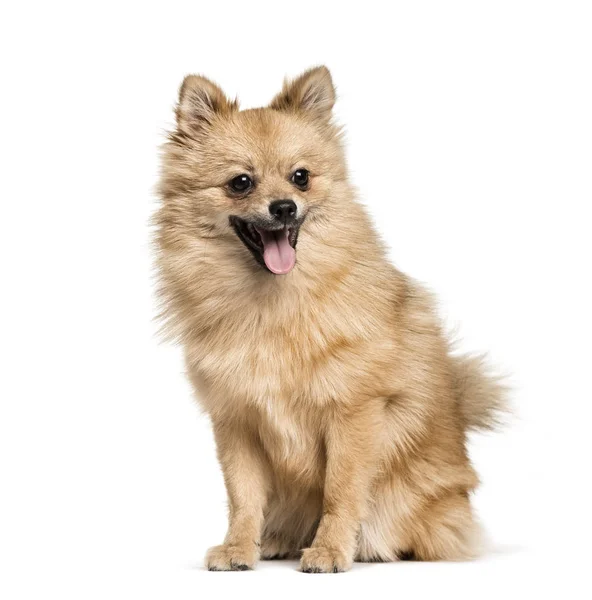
[
  {"x1": 229, "y1": 174, "x2": 253, "y2": 193},
  {"x1": 291, "y1": 169, "x2": 309, "y2": 189}
]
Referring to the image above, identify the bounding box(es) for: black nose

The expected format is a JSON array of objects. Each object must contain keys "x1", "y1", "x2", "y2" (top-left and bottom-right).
[{"x1": 269, "y1": 199, "x2": 297, "y2": 222}]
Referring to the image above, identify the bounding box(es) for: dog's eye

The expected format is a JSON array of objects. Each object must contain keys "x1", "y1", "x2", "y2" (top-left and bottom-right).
[
  {"x1": 291, "y1": 169, "x2": 309, "y2": 189},
  {"x1": 229, "y1": 174, "x2": 253, "y2": 193}
]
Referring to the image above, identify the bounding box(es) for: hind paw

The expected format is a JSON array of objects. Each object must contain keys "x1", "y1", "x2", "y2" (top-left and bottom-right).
[{"x1": 260, "y1": 535, "x2": 294, "y2": 560}]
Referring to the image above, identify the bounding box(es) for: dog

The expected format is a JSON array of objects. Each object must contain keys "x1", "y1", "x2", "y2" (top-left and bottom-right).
[{"x1": 155, "y1": 66, "x2": 506, "y2": 573}]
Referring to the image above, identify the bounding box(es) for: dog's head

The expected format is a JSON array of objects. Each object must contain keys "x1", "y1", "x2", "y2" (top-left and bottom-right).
[{"x1": 160, "y1": 67, "x2": 350, "y2": 276}]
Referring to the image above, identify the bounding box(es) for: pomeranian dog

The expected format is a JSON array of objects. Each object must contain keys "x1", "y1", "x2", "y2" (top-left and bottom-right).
[{"x1": 155, "y1": 66, "x2": 505, "y2": 573}]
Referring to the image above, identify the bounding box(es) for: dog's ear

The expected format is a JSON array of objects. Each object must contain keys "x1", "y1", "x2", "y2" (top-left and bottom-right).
[
  {"x1": 176, "y1": 75, "x2": 237, "y2": 135},
  {"x1": 270, "y1": 66, "x2": 335, "y2": 122}
]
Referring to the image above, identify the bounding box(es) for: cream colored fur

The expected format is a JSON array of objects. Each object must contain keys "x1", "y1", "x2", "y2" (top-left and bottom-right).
[{"x1": 155, "y1": 66, "x2": 505, "y2": 572}]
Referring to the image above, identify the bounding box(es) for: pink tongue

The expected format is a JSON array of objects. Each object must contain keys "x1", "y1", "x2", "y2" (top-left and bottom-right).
[{"x1": 256, "y1": 227, "x2": 296, "y2": 274}]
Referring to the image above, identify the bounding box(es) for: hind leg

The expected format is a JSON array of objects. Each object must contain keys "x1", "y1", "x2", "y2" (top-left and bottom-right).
[
  {"x1": 260, "y1": 532, "x2": 299, "y2": 559},
  {"x1": 261, "y1": 492, "x2": 321, "y2": 560},
  {"x1": 406, "y1": 491, "x2": 482, "y2": 561}
]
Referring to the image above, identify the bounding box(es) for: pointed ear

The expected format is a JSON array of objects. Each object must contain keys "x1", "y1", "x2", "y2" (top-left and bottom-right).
[
  {"x1": 175, "y1": 75, "x2": 237, "y2": 135},
  {"x1": 270, "y1": 66, "x2": 335, "y2": 121}
]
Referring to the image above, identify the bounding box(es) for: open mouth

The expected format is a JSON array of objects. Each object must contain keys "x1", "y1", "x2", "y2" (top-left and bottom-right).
[{"x1": 229, "y1": 217, "x2": 302, "y2": 275}]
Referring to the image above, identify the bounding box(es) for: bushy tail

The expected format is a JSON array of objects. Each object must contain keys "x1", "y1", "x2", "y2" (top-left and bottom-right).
[{"x1": 452, "y1": 353, "x2": 509, "y2": 431}]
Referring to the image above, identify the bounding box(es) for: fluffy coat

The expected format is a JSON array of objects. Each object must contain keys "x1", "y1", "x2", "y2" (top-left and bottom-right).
[{"x1": 155, "y1": 66, "x2": 505, "y2": 572}]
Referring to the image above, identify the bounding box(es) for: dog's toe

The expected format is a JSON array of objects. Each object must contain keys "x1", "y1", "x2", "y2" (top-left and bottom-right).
[
  {"x1": 300, "y1": 547, "x2": 351, "y2": 573},
  {"x1": 205, "y1": 544, "x2": 258, "y2": 571}
]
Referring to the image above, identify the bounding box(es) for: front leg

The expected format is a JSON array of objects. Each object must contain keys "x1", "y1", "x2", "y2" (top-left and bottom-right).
[
  {"x1": 301, "y1": 401, "x2": 383, "y2": 573},
  {"x1": 206, "y1": 418, "x2": 269, "y2": 571}
]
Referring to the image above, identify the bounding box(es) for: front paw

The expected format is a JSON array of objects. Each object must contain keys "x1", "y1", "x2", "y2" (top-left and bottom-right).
[
  {"x1": 206, "y1": 543, "x2": 259, "y2": 571},
  {"x1": 300, "y1": 546, "x2": 352, "y2": 573}
]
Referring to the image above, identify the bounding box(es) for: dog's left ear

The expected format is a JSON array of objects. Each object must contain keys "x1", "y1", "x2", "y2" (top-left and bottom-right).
[{"x1": 270, "y1": 66, "x2": 335, "y2": 122}]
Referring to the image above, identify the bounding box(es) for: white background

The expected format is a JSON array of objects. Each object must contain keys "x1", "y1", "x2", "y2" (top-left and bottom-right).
[{"x1": 1, "y1": 1, "x2": 591, "y2": 598}]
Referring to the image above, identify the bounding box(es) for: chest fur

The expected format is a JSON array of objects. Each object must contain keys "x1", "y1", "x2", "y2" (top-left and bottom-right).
[
  {"x1": 188, "y1": 296, "x2": 380, "y2": 410},
  {"x1": 253, "y1": 400, "x2": 324, "y2": 487}
]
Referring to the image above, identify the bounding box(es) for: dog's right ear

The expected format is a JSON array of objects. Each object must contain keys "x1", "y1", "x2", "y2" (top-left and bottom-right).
[{"x1": 175, "y1": 75, "x2": 237, "y2": 135}]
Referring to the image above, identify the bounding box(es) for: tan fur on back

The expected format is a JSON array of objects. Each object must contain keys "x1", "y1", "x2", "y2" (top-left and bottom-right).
[{"x1": 155, "y1": 67, "x2": 505, "y2": 572}]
